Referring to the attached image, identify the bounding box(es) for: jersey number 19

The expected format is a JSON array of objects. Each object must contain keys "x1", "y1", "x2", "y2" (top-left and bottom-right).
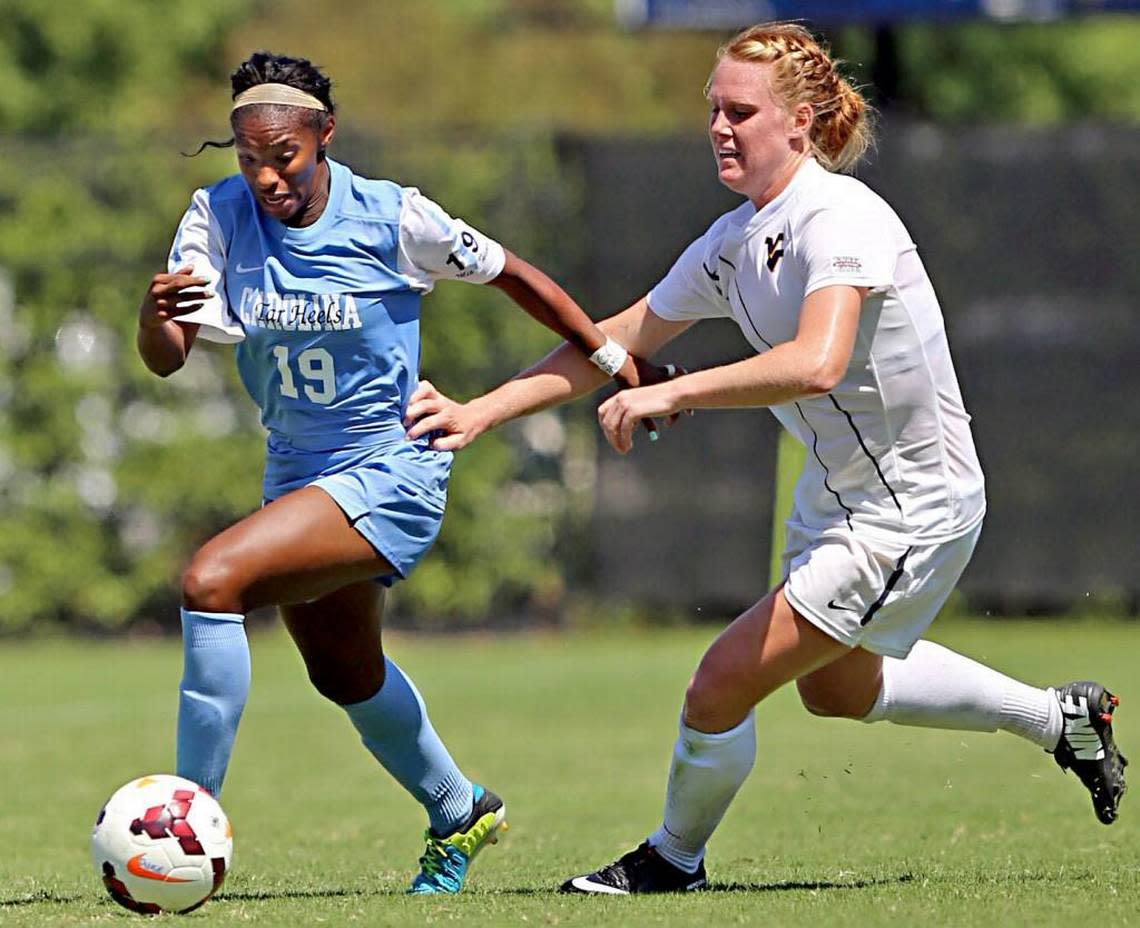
[{"x1": 272, "y1": 346, "x2": 336, "y2": 405}]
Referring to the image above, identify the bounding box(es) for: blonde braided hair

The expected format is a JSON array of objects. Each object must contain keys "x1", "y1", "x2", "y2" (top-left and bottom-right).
[{"x1": 713, "y1": 22, "x2": 873, "y2": 173}]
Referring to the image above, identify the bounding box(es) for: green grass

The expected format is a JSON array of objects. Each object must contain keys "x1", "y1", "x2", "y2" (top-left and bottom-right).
[{"x1": 1, "y1": 617, "x2": 1136, "y2": 926}]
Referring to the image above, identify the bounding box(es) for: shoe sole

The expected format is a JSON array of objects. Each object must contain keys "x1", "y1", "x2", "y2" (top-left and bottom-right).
[
  {"x1": 1093, "y1": 690, "x2": 1127, "y2": 824},
  {"x1": 469, "y1": 803, "x2": 508, "y2": 862}
]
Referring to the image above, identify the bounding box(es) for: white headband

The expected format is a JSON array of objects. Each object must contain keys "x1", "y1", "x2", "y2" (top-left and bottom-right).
[{"x1": 232, "y1": 83, "x2": 327, "y2": 112}]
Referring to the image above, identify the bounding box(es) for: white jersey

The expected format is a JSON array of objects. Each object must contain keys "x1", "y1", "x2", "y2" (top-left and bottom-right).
[{"x1": 649, "y1": 158, "x2": 985, "y2": 545}]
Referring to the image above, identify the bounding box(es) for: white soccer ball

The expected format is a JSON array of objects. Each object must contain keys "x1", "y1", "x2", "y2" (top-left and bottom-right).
[{"x1": 90, "y1": 774, "x2": 233, "y2": 915}]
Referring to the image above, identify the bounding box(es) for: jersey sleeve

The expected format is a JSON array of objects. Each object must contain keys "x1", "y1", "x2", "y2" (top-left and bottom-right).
[
  {"x1": 796, "y1": 203, "x2": 897, "y2": 297},
  {"x1": 647, "y1": 224, "x2": 732, "y2": 322},
  {"x1": 396, "y1": 188, "x2": 507, "y2": 292},
  {"x1": 166, "y1": 188, "x2": 244, "y2": 344}
]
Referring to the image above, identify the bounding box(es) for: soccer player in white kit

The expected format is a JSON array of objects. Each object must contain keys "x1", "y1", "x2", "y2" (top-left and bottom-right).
[{"x1": 405, "y1": 22, "x2": 1128, "y2": 893}]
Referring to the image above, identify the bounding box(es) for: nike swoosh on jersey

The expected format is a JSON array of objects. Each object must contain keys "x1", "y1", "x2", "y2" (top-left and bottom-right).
[
  {"x1": 827, "y1": 599, "x2": 862, "y2": 613},
  {"x1": 127, "y1": 853, "x2": 193, "y2": 882},
  {"x1": 235, "y1": 262, "x2": 264, "y2": 274}
]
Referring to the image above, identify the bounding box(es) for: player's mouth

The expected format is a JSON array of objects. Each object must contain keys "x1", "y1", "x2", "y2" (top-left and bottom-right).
[
  {"x1": 717, "y1": 148, "x2": 742, "y2": 163},
  {"x1": 259, "y1": 192, "x2": 294, "y2": 213}
]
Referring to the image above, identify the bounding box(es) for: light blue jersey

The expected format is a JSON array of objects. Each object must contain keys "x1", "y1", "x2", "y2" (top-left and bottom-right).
[
  {"x1": 170, "y1": 157, "x2": 505, "y2": 456},
  {"x1": 166, "y1": 158, "x2": 506, "y2": 577}
]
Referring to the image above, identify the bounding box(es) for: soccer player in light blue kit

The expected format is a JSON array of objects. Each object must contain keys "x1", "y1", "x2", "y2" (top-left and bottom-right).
[{"x1": 135, "y1": 52, "x2": 649, "y2": 894}]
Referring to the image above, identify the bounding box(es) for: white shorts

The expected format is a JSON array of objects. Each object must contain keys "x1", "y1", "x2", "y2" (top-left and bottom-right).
[{"x1": 782, "y1": 521, "x2": 982, "y2": 659}]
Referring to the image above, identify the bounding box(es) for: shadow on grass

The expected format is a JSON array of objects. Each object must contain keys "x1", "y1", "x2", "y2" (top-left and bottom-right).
[
  {"x1": 707, "y1": 873, "x2": 915, "y2": 893},
  {"x1": 492, "y1": 873, "x2": 916, "y2": 896},
  {"x1": 0, "y1": 891, "x2": 84, "y2": 907},
  {"x1": 220, "y1": 888, "x2": 386, "y2": 901},
  {"x1": 1, "y1": 873, "x2": 916, "y2": 907},
  {"x1": 0, "y1": 888, "x2": 389, "y2": 908}
]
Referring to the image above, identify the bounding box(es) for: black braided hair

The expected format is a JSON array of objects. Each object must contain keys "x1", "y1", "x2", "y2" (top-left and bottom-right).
[{"x1": 187, "y1": 52, "x2": 335, "y2": 156}]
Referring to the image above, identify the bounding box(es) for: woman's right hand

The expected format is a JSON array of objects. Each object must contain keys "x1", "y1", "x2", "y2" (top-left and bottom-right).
[
  {"x1": 138, "y1": 265, "x2": 212, "y2": 329},
  {"x1": 404, "y1": 380, "x2": 493, "y2": 452},
  {"x1": 613, "y1": 356, "x2": 689, "y2": 438}
]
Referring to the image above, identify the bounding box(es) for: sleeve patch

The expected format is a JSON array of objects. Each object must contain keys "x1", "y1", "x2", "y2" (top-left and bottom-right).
[{"x1": 831, "y1": 256, "x2": 864, "y2": 273}]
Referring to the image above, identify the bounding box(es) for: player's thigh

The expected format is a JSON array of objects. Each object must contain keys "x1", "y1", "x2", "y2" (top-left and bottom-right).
[
  {"x1": 685, "y1": 585, "x2": 852, "y2": 732},
  {"x1": 783, "y1": 523, "x2": 980, "y2": 660},
  {"x1": 279, "y1": 580, "x2": 386, "y2": 704},
  {"x1": 187, "y1": 486, "x2": 394, "y2": 612},
  {"x1": 795, "y1": 647, "x2": 883, "y2": 718}
]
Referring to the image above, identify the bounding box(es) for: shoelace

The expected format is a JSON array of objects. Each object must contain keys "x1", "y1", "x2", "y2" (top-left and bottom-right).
[
  {"x1": 599, "y1": 848, "x2": 653, "y2": 886},
  {"x1": 417, "y1": 833, "x2": 465, "y2": 884}
]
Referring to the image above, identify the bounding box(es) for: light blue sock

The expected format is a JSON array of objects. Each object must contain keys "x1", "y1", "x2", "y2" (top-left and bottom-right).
[
  {"x1": 176, "y1": 609, "x2": 250, "y2": 797},
  {"x1": 343, "y1": 656, "x2": 473, "y2": 835}
]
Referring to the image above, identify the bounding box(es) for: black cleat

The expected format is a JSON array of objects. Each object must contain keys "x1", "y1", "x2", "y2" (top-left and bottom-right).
[
  {"x1": 1051, "y1": 681, "x2": 1127, "y2": 825},
  {"x1": 560, "y1": 842, "x2": 708, "y2": 895}
]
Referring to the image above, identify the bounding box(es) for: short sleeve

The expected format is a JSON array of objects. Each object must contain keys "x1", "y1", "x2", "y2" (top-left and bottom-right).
[
  {"x1": 797, "y1": 205, "x2": 897, "y2": 298},
  {"x1": 397, "y1": 188, "x2": 506, "y2": 291},
  {"x1": 166, "y1": 189, "x2": 244, "y2": 344},
  {"x1": 647, "y1": 227, "x2": 732, "y2": 323}
]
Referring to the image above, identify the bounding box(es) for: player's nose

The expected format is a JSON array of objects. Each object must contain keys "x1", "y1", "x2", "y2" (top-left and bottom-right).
[{"x1": 254, "y1": 165, "x2": 281, "y2": 191}]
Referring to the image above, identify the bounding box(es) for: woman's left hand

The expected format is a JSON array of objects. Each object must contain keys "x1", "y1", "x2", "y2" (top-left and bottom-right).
[
  {"x1": 597, "y1": 382, "x2": 682, "y2": 454},
  {"x1": 404, "y1": 380, "x2": 490, "y2": 451}
]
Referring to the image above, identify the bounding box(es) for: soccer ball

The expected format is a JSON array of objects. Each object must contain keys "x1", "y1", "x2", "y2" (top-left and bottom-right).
[{"x1": 90, "y1": 774, "x2": 233, "y2": 915}]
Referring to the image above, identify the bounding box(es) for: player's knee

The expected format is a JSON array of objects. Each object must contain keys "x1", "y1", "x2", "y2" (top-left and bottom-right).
[
  {"x1": 797, "y1": 682, "x2": 844, "y2": 717},
  {"x1": 684, "y1": 652, "x2": 731, "y2": 722},
  {"x1": 795, "y1": 678, "x2": 866, "y2": 719},
  {"x1": 306, "y1": 657, "x2": 386, "y2": 706},
  {"x1": 181, "y1": 552, "x2": 244, "y2": 614}
]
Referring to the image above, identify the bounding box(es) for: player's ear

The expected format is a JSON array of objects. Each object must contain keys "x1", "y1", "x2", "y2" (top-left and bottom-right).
[
  {"x1": 789, "y1": 102, "x2": 813, "y2": 140},
  {"x1": 319, "y1": 114, "x2": 336, "y2": 152}
]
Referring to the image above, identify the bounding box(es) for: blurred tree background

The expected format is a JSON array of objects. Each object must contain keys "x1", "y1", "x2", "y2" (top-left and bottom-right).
[{"x1": 0, "y1": 0, "x2": 1137, "y2": 633}]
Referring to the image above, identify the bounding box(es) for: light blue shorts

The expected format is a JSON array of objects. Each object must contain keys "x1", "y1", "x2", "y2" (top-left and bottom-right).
[{"x1": 262, "y1": 437, "x2": 452, "y2": 585}]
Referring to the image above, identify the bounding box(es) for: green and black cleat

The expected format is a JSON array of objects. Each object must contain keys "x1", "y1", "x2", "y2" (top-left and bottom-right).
[{"x1": 408, "y1": 785, "x2": 508, "y2": 894}]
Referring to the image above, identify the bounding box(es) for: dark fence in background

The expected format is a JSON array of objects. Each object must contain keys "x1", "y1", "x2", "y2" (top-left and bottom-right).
[
  {"x1": 556, "y1": 137, "x2": 780, "y2": 612},
  {"x1": 4, "y1": 124, "x2": 1132, "y2": 631},
  {"x1": 560, "y1": 123, "x2": 1140, "y2": 613}
]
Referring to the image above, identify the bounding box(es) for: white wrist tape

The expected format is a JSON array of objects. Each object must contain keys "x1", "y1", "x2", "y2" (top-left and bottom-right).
[{"x1": 588, "y1": 337, "x2": 629, "y2": 377}]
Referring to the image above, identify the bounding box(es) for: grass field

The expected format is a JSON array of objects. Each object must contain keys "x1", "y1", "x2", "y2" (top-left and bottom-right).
[{"x1": 1, "y1": 617, "x2": 1136, "y2": 926}]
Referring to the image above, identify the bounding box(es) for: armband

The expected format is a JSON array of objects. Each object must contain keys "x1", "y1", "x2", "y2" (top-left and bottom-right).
[{"x1": 587, "y1": 337, "x2": 629, "y2": 377}]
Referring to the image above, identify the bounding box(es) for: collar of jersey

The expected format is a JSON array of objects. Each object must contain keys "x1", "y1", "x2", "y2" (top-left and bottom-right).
[
  {"x1": 734, "y1": 156, "x2": 821, "y2": 242},
  {"x1": 259, "y1": 157, "x2": 347, "y2": 244}
]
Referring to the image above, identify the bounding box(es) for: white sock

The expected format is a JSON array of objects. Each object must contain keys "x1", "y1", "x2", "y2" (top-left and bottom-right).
[
  {"x1": 648, "y1": 711, "x2": 756, "y2": 874},
  {"x1": 861, "y1": 640, "x2": 1062, "y2": 750}
]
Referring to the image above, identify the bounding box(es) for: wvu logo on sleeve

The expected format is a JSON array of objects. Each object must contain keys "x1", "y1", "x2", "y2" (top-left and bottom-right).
[{"x1": 765, "y1": 233, "x2": 786, "y2": 272}]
